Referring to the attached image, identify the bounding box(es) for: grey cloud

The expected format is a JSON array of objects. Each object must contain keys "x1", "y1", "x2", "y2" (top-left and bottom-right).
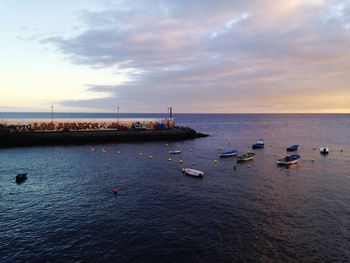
[{"x1": 41, "y1": 0, "x2": 350, "y2": 112}]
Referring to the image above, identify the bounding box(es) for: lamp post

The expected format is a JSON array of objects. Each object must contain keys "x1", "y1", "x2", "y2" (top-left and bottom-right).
[{"x1": 51, "y1": 106, "x2": 54, "y2": 124}]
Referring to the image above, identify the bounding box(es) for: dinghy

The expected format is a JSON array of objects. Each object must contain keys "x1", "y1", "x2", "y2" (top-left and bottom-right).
[
  {"x1": 237, "y1": 152, "x2": 255, "y2": 162},
  {"x1": 287, "y1": 145, "x2": 299, "y2": 151},
  {"x1": 16, "y1": 173, "x2": 27, "y2": 184},
  {"x1": 320, "y1": 147, "x2": 329, "y2": 155},
  {"x1": 277, "y1": 155, "x2": 300, "y2": 166},
  {"x1": 252, "y1": 139, "x2": 265, "y2": 149},
  {"x1": 184, "y1": 168, "x2": 204, "y2": 177},
  {"x1": 219, "y1": 149, "x2": 238, "y2": 158},
  {"x1": 169, "y1": 150, "x2": 181, "y2": 154}
]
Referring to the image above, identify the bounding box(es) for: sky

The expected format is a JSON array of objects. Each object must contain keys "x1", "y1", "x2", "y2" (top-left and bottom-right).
[{"x1": 1, "y1": 0, "x2": 350, "y2": 113}]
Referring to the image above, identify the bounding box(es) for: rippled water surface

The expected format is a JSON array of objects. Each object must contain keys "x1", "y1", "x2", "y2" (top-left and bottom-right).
[{"x1": 1, "y1": 114, "x2": 349, "y2": 262}]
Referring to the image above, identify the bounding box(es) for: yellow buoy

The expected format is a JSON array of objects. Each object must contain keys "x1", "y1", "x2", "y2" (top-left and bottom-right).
[
  {"x1": 117, "y1": 151, "x2": 120, "y2": 154},
  {"x1": 214, "y1": 160, "x2": 217, "y2": 163},
  {"x1": 139, "y1": 153, "x2": 142, "y2": 156},
  {"x1": 247, "y1": 151, "x2": 251, "y2": 154},
  {"x1": 340, "y1": 149, "x2": 343, "y2": 152},
  {"x1": 312, "y1": 158, "x2": 315, "y2": 161},
  {"x1": 91, "y1": 148, "x2": 95, "y2": 151},
  {"x1": 270, "y1": 144, "x2": 272, "y2": 147},
  {"x1": 179, "y1": 160, "x2": 183, "y2": 164},
  {"x1": 168, "y1": 158, "x2": 172, "y2": 161},
  {"x1": 149, "y1": 155, "x2": 153, "y2": 159},
  {"x1": 177, "y1": 144, "x2": 180, "y2": 148},
  {"x1": 274, "y1": 153, "x2": 277, "y2": 156},
  {"x1": 182, "y1": 168, "x2": 185, "y2": 172},
  {"x1": 165, "y1": 144, "x2": 168, "y2": 146},
  {"x1": 233, "y1": 165, "x2": 237, "y2": 169},
  {"x1": 219, "y1": 147, "x2": 223, "y2": 150}
]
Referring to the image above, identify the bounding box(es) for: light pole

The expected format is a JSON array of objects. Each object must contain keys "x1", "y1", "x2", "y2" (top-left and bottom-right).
[
  {"x1": 117, "y1": 106, "x2": 120, "y2": 125},
  {"x1": 51, "y1": 106, "x2": 54, "y2": 124}
]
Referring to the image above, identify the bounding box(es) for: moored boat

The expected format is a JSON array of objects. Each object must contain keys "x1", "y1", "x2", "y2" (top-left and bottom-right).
[
  {"x1": 237, "y1": 152, "x2": 255, "y2": 162},
  {"x1": 16, "y1": 173, "x2": 27, "y2": 183},
  {"x1": 169, "y1": 150, "x2": 181, "y2": 154},
  {"x1": 277, "y1": 155, "x2": 300, "y2": 165},
  {"x1": 287, "y1": 145, "x2": 299, "y2": 151},
  {"x1": 320, "y1": 147, "x2": 329, "y2": 154},
  {"x1": 252, "y1": 139, "x2": 265, "y2": 149},
  {"x1": 219, "y1": 149, "x2": 238, "y2": 158},
  {"x1": 184, "y1": 168, "x2": 204, "y2": 177}
]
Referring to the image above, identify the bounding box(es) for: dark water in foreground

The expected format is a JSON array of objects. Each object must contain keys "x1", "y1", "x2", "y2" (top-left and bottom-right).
[{"x1": 1, "y1": 114, "x2": 349, "y2": 262}]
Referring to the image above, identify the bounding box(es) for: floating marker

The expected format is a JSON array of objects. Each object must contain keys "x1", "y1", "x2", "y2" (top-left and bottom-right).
[
  {"x1": 168, "y1": 158, "x2": 172, "y2": 161},
  {"x1": 177, "y1": 144, "x2": 180, "y2": 148},
  {"x1": 214, "y1": 160, "x2": 217, "y2": 163},
  {"x1": 312, "y1": 158, "x2": 315, "y2": 161},
  {"x1": 139, "y1": 153, "x2": 143, "y2": 156},
  {"x1": 192, "y1": 162, "x2": 196, "y2": 165},
  {"x1": 166, "y1": 144, "x2": 168, "y2": 146},
  {"x1": 248, "y1": 165, "x2": 250, "y2": 168},
  {"x1": 106, "y1": 154, "x2": 110, "y2": 157},
  {"x1": 313, "y1": 148, "x2": 316, "y2": 150},
  {"x1": 91, "y1": 148, "x2": 95, "y2": 151},
  {"x1": 149, "y1": 155, "x2": 153, "y2": 159},
  {"x1": 340, "y1": 149, "x2": 343, "y2": 152},
  {"x1": 248, "y1": 151, "x2": 251, "y2": 154},
  {"x1": 270, "y1": 144, "x2": 272, "y2": 146},
  {"x1": 233, "y1": 165, "x2": 237, "y2": 169},
  {"x1": 117, "y1": 151, "x2": 120, "y2": 154},
  {"x1": 137, "y1": 146, "x2": 139, "y2": 150},
  {"x1": 182, "y1": 168, "x2": 185, "y2": 172},
  {"x1": 274, "y1": 154, "x2": 277, "y2": 156},
  {"x1": 179, "y1": 160, "x2": 183, "y2": 164},
  {"x1": 113, "y1": 189, "x2": 118, "y2": 194},
  {"x1": 219, "y1": 147, "x2": 223, "y2": 150}
]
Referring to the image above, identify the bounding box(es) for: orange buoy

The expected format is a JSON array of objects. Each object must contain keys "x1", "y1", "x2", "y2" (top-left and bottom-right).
[{"x1": 113, "y1": 189, "x2": 118, "y2": 194}]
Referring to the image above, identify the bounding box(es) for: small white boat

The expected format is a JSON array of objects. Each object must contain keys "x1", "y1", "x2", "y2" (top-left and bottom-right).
[
  {"x1": 320, "y1": 147, "x2": 329, "y2": 154},
  {"x1": 184, "y1": 168, "x2": 204, "y2": 177},
  {"x1": 169, "y1": 150, "x2": 181, "y2": 154}
]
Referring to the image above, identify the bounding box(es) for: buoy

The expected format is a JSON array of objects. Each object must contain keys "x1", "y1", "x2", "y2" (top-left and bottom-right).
[
  {"x1": 247, "y1": 151, "x2": 251, "y2": 154},
  {"x1": 177, "y1": 144, "x2": 180, "y2": 148},
  {"x1": 219, "y1": 147, "x2": 223, "y2": 150},
  {"x1": 248, "y1": 165, "x2": 250, "y2": 168},
  {"x1": 137, "y1": 146, "x2": 139, "y2": 150},
  {"x1": 274, "y1": 153, "x2": 277, "y2": 156},
  {"x1": 91, "y1": 148, "x2": 95, "y2": 151},
  {"x1": 192, "y1": 162, "x2": 196, "y2": 165},
  {"x1": 113, "y1": 189, "x2": 118, "y2": 194},
  {"x1": 340, "y1": 149, "x2": 343, "y2": 152},
  {"x1": 270, "y1": 144, "x2": 272, "y2": 147},
  {"x1": 139, "y1": 153, "x2": 142, "y2": 156},
  {"x1": 101, "y1": 149, "x2": 105, "y2": 151},
  {"x1": 233, "y1": 165, "x2": 237, "y2": 170},
  {"x1": 182, "y1": 168, "x2": 185, "y2": 172},
  {"x1": 165, "y1": 144, "x2": 168, "y2": 146},
  {"x1": 106, "y1": 154, "x2": 110, "y2": 157},
  {"x1": 168, "y1": 158, "x2": 172, "y2": 161},
  {"x1": 117, "y1": 151, "x2": 120, "y2": 154},
  {"x1": 149, "y1": 155, "x2": 153, "y2": 159},
  {"x1": 313, "y1": 148, "x2": 316, "y2": 150},
  {"x1": 214, "y1": 160, "x2": 217, "y2": 163},
  {"x1": 312, "y1": 158, "x2": 315, "y2": 161},
  {"x1": 179, "y1": 160, "x2": 183, "y2": 164}
]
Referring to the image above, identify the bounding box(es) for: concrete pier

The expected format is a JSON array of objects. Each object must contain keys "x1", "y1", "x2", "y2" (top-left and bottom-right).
[{"x1": 0, "y1": 127, "x2": 208, "y2": 148}]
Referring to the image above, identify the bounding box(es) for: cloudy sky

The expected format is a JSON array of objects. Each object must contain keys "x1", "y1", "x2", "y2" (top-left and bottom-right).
[{"x1": 1, "y1": 0, "x2": 350, "y2": 113}]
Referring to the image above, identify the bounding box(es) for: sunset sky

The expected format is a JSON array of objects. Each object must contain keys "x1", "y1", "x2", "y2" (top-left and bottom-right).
[{"x1": 1, "y1": 0, "x2": 350, "y2": 113}]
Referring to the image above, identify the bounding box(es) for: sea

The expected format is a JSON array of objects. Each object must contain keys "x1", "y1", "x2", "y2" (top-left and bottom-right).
[{"x1": 0, "y1": 113, "x2": 349, "y2": 262}]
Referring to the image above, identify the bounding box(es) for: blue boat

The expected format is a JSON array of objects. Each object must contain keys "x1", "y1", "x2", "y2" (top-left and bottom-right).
[
  {"x1": 287, "y1": 145, "x2": 299, "y2": 151},
  {"x1": 252, "y1": 139, "x2": 265, "y2": 149},
  {"x1": 219, "y1": 149, "x2": 238, "y2": 158}
]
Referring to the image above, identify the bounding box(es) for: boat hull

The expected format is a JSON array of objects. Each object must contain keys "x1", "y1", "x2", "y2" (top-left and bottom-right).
[{"x1": 184, "y1": 169, "x2": 204, "y2": 177}]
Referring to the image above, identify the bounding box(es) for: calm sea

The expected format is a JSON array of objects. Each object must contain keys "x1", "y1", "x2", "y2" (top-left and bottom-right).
[{"x1": 1, "y1": 113, "x2": 349, "y2": 262}]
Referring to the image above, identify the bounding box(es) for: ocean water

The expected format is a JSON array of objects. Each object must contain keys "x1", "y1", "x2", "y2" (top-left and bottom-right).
[{"x1": 0, "y1": 113, "x2": 349, "y2": 262}]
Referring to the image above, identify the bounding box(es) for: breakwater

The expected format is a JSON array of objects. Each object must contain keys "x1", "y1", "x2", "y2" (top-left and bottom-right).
[{"x1": 0, "y1": 127, "x2": 208, "y2": 148}]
